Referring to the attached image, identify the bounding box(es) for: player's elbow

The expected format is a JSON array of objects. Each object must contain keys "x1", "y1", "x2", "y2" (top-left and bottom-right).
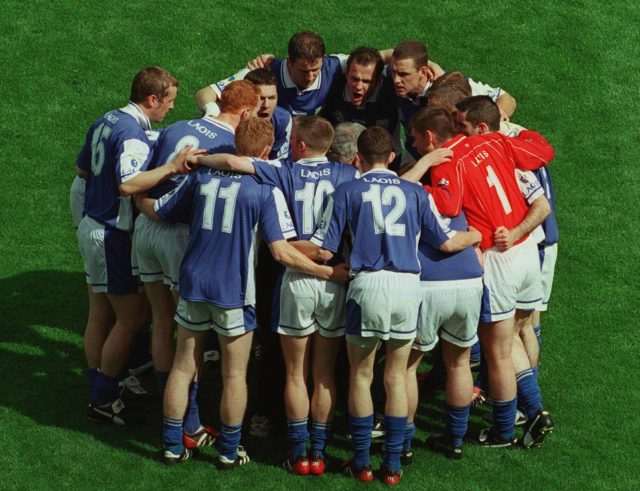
[
  {"x1": 439, "y1": 239, "x2": 458, "y2": 254},
  {"x1": 119, "y1": 183, "x2": 137, "y2": 197},
  {"x1": 317, "y1": 248, "x2": 334, "y2": 262}
]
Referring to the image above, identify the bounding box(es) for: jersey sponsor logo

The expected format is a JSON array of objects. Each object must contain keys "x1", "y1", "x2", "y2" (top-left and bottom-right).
[
  {"x1": 187, "y1": 120, "x2": 219, "y2": 139},
  {"x1": 437, "y1": 178, "x2": 449, "y2": 186},
  {"x1": 472, "y1": 150, "x2": 490, "y2": 167},
  {"x1": 362, "y1": 176, "x2": 401, "y2": 185},
  {"x1": 300, "y1": 168, "x2": 331, "y2": 179}
]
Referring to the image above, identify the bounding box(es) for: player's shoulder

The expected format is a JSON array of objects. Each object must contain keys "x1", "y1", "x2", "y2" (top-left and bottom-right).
[{"x1": 272, "y1": 106, "x2": 292, "y2": 125}]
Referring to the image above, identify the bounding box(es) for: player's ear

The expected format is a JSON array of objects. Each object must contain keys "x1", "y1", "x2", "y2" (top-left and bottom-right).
[
  {"x1": 386, "y1": 151, "x2": 396, "y2": 166},
  {"x1": 478, "y1": 122, "x2": 489, "y2": 135},
  {"x1": 260, "y1": 145, "x2": 273, "y2": 159},
  {"x1": 145, "y1": 94, "x2": 159, "y2": 108},
  {"x1": 419, "y1": 64, "x2": 432, "y2": 80}
]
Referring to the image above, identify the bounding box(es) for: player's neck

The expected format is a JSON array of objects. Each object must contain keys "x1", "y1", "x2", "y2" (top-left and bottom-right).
[{"x1": 215, "y1": 112, "x2": 242, "y2": 130}]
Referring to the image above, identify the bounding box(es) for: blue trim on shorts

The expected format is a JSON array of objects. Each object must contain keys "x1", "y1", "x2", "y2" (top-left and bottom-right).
[
  {"x1": 440, "y1": 327, "x2": 476, "y2": 343},
  {"x1": 479, "y1": 284, "x2": 493, "y2": 324}
]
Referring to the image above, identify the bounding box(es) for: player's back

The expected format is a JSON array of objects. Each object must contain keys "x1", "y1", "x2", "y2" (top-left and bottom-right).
[
  {"x1": 79, "y1": 107, "x2": 150, "y2": 231},
  {"x1": 253, "y1": 157, "x2": 358, "y2": 240},
  {"x1": 331, "y1": 169, "x2": 447, "y2": 273},
  {"x1": 156, "y1": 168, "x2": 293, "y2": 308},
  {"x1": 147, "y1": 117, "x2": 236, "y2": 199}
]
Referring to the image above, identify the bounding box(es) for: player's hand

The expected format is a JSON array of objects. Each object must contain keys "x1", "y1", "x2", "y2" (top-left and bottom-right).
[
  {"x1": 329, "y1": 263, "x2": 351, "y2": 283},
  {"x1": 493, "y1": 225, "x2": 515, "y2": 251},
  {"x1": 186, "y1": 149, "x2": 208, "y2": 168},
  {"x1": 468, "y1": 225, "x2": 482, "y2": 247},
  {"x1": 247, "y1": 54, "x2": 275, "y2": 70},
  {"x1": 423, "y1": 147, "x2": 453, "y2": 168},
  {"x1": 169, "y1": 146, "x2": 200, "y2": 174},
  {"x1": 427, "y1": 60, "x2": 445, "y2": 78},
  {"x1": 474, "y1": 245, "x2": 484, "y2": 268}
]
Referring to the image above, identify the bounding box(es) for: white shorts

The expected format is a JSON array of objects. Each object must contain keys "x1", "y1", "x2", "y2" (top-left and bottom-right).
[
  {"x1": 276, "y1": 268, "x2": 346, "y2": 337},
  {"x1": 70, "y1": 176, "x2": 85, "y2": 228},
  {"x1": 414, "y1": 277, "x2": 483, "y2": 351},
  {"x1": 537, "y1": 242, "x2": 558, "y2": 312},
  {"x1": 480, "y1": 236, "x2": 542, "y2": 323},
  {"x1": 346, "y1": 270, "x2": 421, "y2": 342},
  {"x1": 131, "y1": 214, "x2": 189, "y2": 291},
  {"x1": 175, "y1": 297, "x2": 257, "y2": 337},
  {"x1": 77, "y1": 216, "x2": 139, "y2": 294}
]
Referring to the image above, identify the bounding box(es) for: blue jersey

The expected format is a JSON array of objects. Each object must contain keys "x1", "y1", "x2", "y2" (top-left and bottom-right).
[
  {"x1": 320, "y1": 73, "x2": 398, "y2": 131},
  {"x1": 418, "y1": 212, "x2": 483, "y2": 281},
  {"x1": 271, "y1": 56, "x2": 346, "y2": 116},
  {"x1": 534, "y1": 167, "x2": 558, "y2": 245},
  {"x1": 270, "y1": 106, "x2": 292, "y2": 159},
  {"x1": 251, "y1": 157, "x2": 358, "y2": 241},
  {"x1": 155, "y1": 168, "x2": 296, "y2": 308},
  {"x1": 77, "y1": 103, "x2": 153, "y2": 231},
  {"x1": 311, "y1": 169, "x2": 454, "y2": 273},
  {"x1": 146, "y1": 117, "x2": 236, "y2": 199}
]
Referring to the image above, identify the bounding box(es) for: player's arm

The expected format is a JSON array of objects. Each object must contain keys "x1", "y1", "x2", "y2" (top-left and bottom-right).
[
  {"x1": 400, "y1": 148, "x2": 453, "y2": 182},
  {"x1": 195, "y1": 85, "x2": 219, "y2": 114},
  {"x1": 506, "y1": 131, "x2": 555, "y2": 171},
  {"x1": 496, "y1": 91, "x2": 516, "y2": 121},
  {"x1": 247, "y1": 54, "x2": 276, "y2": 70},
  {"x1": 134, "y1": 195, "x2": 159, "y2": 221},
  {"x1": 119, "y1": 146, "x2": 194, "y2": 197},
  {"x1": 440, "y1": 227, "x2": 482, "y2": 253},
  {"x1": 289, "y1": 240, "x2": 335, "y2": 262},
  {"x1": 269, "y1": 240, "x2": 348, "y2": 282},
  {"x1": 76, "y1": 166, "x2": 87, "y2": 179},
  {"x1": 191, "y1": 153, "x2": 256, "y2": 174},
  {"x1": 494, "y1": 195, "x2": 551, "y2": 252}
]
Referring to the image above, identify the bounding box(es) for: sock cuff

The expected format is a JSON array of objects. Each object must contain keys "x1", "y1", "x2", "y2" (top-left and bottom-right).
[{"x1": 163, "y1": 416, "x2": 183, "y2": 428}]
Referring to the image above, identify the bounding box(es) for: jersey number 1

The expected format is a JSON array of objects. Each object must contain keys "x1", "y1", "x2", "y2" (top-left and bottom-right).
[
  {"x1": 200, "y1": 180, "x2": 240, "y2": 233},
  {"x1": 485, "y1": 165, "x2": 512, "y2": 214}
]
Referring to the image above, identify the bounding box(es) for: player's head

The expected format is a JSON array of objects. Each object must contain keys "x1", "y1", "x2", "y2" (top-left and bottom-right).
[
  {"x1": 327, "y1": 122, "x2": 366, "y2": 165},
  {"x1": 454, "y1": 95, "x2": 501, "y2": 135},
  {"x1": 130, "y1": 66, "x2": 179, "y2": 122},
  {"x1": 356, "y1": 126, "x2": 395, "y2": 172},
  {"x1": 410, "y1": 107, "x2": 457, "y2": 155},
  {"x1": 219, "y1": 80, "x2": 261, "y2": 119},
  {"x1": 245, "y1": 69, "x2": 278, "y2": 119},
  {"x1": 426, "y1": 72, "x2": 472, "y2": 113},
  {"x1": 286, "y1": 31, "x2": 325, "y2": 89},
  {"x1": 235, "y1": 117, "x2": 275, "y2": 159},
  {"x1": 390, "y1": 40, "x2": 431, "y2": 97},
  {"x1": 290, "y1": 116, "x2": 334, "y2": 160},
  {"x1": 346, "y1": 46, "x2": 384, "y2": 106}
]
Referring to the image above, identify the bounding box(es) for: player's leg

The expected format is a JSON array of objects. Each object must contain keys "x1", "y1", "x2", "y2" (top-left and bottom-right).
[
  {"x1": 381, "y1": 339, "x2": 412, "y2": 482},
  {"x1": 478, "y1": 317, "x2": 518, "y2": 445},
  {"x1": 280, "y1": 333, "x2": 312, "y2": 473},
  {"x1": 83, "y1": 288, "x2": 114, "y2": 397},
  {"x1": 217, "y1": 329, "x2": 253, "y2": 467},
  {"x1": 343, "y1": 336, "x2": 376, "y2": 482},
  {"x1": 404, "y1": 349, "x2": 424, "y2": 462},
  {"x1": 144, "y1": 280, "x2": 177, "y2": 396},
  {"x1": 309, "y1": 332, "x2": 341, "y2": 473},
  {"x1": 162, "y1": 323, "x2": 206, "y2": 463}
]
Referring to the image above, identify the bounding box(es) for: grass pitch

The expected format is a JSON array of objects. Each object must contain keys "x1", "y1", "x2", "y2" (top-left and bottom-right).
[{"x1": 1, "y1": 1, "x2": 638, "y2": 489}]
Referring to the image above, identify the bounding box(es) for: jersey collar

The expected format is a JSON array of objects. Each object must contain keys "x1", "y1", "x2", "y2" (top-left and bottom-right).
[
  {"x1": 443, "y1": 133, "x2": 466, "y2": 151},
  {"x1": 203, "y1": 116, "x2": 235, "y2": 133},
  {"x1": 281, "y1": 59, "x2": 323, "y2": 93},
  {"x1": 120, "y1": 102, "x2": 152, "y2": 130},
  {"x1": 295, "y1": 157, "x2": 328, "y2": 167},
  {"x1": 360, "y1": 168, "x2": 397, "y2": 177}
]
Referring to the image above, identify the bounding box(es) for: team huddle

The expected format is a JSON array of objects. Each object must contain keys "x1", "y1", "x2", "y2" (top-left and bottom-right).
[{"x1": 72, "y1": 31, "x2": 558, "y2": 485}]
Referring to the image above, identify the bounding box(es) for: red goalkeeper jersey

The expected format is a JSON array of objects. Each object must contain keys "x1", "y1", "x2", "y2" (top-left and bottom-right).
[{"x1": 425, "y1": 131, "x2": 554, "y2": 249}]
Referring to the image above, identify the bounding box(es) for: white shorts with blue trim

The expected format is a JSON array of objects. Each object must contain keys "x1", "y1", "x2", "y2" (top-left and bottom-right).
[
  {"x1": 70, "y1": 175, "x2": 85, "y2": 228},
  {"x1": 175, "y1": 297, "x2": 257, "y2": 337},
  {"x1": 276, "y1": 268, "x2": 346, "y2": 338},
  {"x1": 537, "y1": 242, "x2": 558, "y2": 312},
  {"x1": 480, "y1": 235, "x2": 542, "y2": 323},
  {"x1": 346, "y1": 270, "x2": 421, "y2": 342},
  {"x1": 414, "y1": 277, "x2": 483, "y2": 351},
  {"x1": 131, "y1": 214, "x2": 189, "y2": 291}
]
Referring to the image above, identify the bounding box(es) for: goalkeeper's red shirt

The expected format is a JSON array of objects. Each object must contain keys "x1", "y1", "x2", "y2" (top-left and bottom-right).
[{"x1": 425, "y1": 131, "x2": 554, "y2": 249}]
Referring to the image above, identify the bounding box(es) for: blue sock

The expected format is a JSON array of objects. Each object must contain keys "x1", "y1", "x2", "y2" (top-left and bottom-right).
[
  {"x1": 349, "y1": 414, "x2": 373, "y2": 470},
  {"x1": 492, "y1": 398, "x2": 517, "y2": 442},
  {"x1": 183, "y1": 382, "x2": 202, "y2": 435},
  {"x1": 92, "y1": 370, "x2": 120, "y2": 406},
  {"x1": 532, "y1": 366, "x2": 539, "y2": 383},
  {"x1": 383, "y1": 415, "x2": 407, "y2": 472},
  {"x1": 534, "y1": 324, "x2": 542, "y2": 347},
  {"x1": 403, "y1": 422, "x2": 416, "y2": 451},
  {"x1": 87, "y1": 368, "x2": 98, "y2": 397},
  {"x1": 220, "y1": 422, "x2": 242, "y2": 460},
  {"x1": 516, "y1": 369, "x2": 543, "y2": 420},
  {"x1": 310, "y1": 420, "x2": 331, "y2": 457},
  {"x1": 445, "y1": 404, "x2": 470, "y2": 447},
  {"x1": 287, "y1": 418, "x2": 309, "y2": 459},
  {"x1": 163, "y1": 416, "x2": 184, "y2": 454},
  {"x1": 154, "y1": 370, "x2": 169, "y2": 400}
]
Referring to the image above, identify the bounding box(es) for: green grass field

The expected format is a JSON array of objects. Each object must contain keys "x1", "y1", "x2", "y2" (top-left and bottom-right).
[{"x1": 1, "y1": 1, "x2": 638, "y2": 489}]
